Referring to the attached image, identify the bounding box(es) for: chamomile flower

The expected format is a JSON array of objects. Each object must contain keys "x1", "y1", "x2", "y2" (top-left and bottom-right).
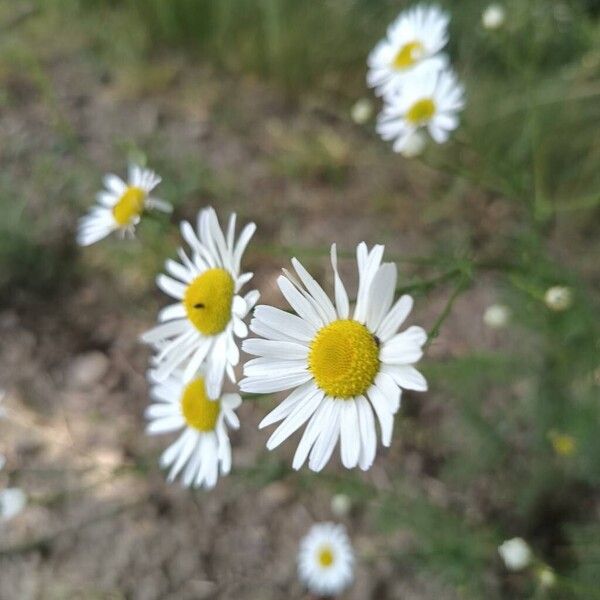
[
  {"x1": 77, "y1": 164, "x2": 171, "y2": 246},
  {"x1": 367, "y1": 4, "x2": 449, "y2": 97},
  {"x1": 146, "y1": 370, "x2": 241, "y2": 489},
  {"x1": 298, "y1": 522, "x2": 354, "y2": 597},
  {"x1": 141, "y1": 207, "x2": 259, "y2": 399},
  {"x1": 241, "y1": 243, "x2": 428, "y2": 472},
  {"x1": 377, "y1": 66, "x2": 465, "y2": 154}
]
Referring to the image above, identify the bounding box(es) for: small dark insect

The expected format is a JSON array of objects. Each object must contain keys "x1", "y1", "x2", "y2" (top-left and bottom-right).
[
  {"x1": 373, "y1": 335, "x2": 381, "y2": 347},
  {"x1": 194, "y1": 303, "x2": 205, "y2": 309}
]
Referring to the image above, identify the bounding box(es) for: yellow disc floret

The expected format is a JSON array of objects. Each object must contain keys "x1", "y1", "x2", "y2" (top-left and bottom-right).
[
  {"x1": 406, "y1": 98, "x2": 436, "y2": 125},
  {"x1": 184, "y1": 268, "x2": 235, "y2": 336},
  {"x1": 112, "y1": 186, "x2": 146, "y2": 227},
  {"x1": 180, "y1": 377, "x2": 220, "y2": 432},
  {"x1": 317, "y1": 545, "x2": 335, "y2": 568},
  {"x1": 308, "y1": 319, "x2": 380, "y2": 399},
  {"x1": 393, "y1": 40, "x2": 424, "y2": 70}
]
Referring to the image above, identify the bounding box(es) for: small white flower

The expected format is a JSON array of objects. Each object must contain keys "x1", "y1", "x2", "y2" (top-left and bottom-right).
[
  {"x1": 145, "y1": 370, "x2": 241, "y2": 489},
  {"x1": 77, "y1": 164, "x2": 172, "y2": 246},
  {"x1": 351, "y1": 98, "x2": 374, "y2": 125},
  {"x1": 377, "y1": 67, "x2": 465, "y2": 154},
  {"x1": 141, "y1": 207, "x2": 259, "y2": 399},
  {"x1": 298, "y1": 522, "x2": 354, "y2": 597},
  {"x1": 368, "y1": 4, "x2": 449, "y2": 97},
  {"x1": 483, "y1": 304, "x2": 510, "y2": 329},
  {"x1": 482, "y1": 4, "x2": 506, "y2": 30},
  {"x1": 331, "y1": 493, "x2": 352, "y2": 518},
  {"x1": 241, "y1": 242, "x2": 428, "y2": 472},
  {"x1": 0, "y1": 488, "x2": 27, "y2": 521},
  {"x1": 498, "y1": 537, "x2": 532, "y2": 571},
  {"x1": 544, "y1": 286, "x2": 572, "y2": 311}
]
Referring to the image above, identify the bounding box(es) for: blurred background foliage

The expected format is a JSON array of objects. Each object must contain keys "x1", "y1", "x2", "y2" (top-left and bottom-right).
[{"x1": 1, "y1": 0, "x2": 599, "y2": 598}]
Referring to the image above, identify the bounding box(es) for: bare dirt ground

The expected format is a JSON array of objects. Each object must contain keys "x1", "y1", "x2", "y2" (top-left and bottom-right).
[{"x1": 0, "y1": 19, "x2": 522, "y2": 600}]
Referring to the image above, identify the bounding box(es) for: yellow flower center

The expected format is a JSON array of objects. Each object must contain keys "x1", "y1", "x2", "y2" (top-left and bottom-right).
[
  {"x1": 308, "y1": 319, "x2": 380, "y2": 399},
  {"x1": 393, "y1": 40, "x2": 424, "y2": 70},
  {"x1": 180, "y1": 377, "x2": 220, "y2": 432},
  {"x1": 184, "y1": 268, "x2": 235, "y2": 336},
  {"x1": 406, "y1": 98, "x2": 436, "y2": 125},
  {"x1": 112, "y1": 186, "x2": 146, "y2": 227},
  {"x1": 548, "y1": 431, "x2": 577, "y2": 457},
  {"x1": 317, "y1": 546, "x2": 335, "y2": 568}
]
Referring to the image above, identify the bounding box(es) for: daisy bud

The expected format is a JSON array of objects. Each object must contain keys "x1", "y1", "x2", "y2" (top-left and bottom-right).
[
  {"x1": 401, "y1": 130, "x2": 427, "y2": 158},
  {"x1": 482, "y1": 4, "x2": 506, "y2": 30},
  {"x1": 544, "y1": 286, "x2": 572, "y2": 311},
  {"x1": 331, "y1": 493, "x2": 352, "y2": 518},
  {"x1": 0, "y1": 488, "x2": 27, "y2": 522},
  {"x1": 351, "y1": 99, "x2": 373, "y2": 125},
  {"x1": 483, "y1": 304, "x2": 510, "y2": 329},
  {"x1": 498, "y1": 537, "x2": 532, "y2": 571},
  {"x1": 538, "y1": 566, "x2": 557, "y2": 589}
]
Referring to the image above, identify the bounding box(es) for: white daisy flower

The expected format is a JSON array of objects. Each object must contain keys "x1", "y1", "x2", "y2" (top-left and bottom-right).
[
  {"x1": 367, "y1": 4, "x2": 449, "y2": 97},
  {"x1": 77, "y1": 164, "x2": 172, "y2": 246},
  {"x1": 241, "y1": 242, "x2": 428, "y2": 472},
  {"x1": 141, "y1": 207, "x2": 259, "y2": 398},
  {"x1": 377, "y1": 66, "x2": 465, "y2": 154},
  {"x1": 145, "y1": 370, "x2": 241, "y2": 489},
  {"x1": 298, "y1": 522, "x2": 354, "y2": 597}
]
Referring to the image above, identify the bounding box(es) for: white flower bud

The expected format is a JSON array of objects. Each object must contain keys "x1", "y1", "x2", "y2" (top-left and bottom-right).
[
  {"x1": 482, "y1": 4, "x2": 506, "y2": 30},
  {"x1": 544, "y1": 286, "x2": 572, "y2": 311},
  {"x1": 351, "y1": 99, "x2": 373, "y2": 125},
  {"x1": 498, "y1": 537, "x2": 532, "y2": 571},
  {"x1": 331, "y1": 493, "x2": 352, "y2": 518},
  {"x1": 401, "y1": 130, "x2": 427, "y2": 158},
  {"x1": 483, "y1": 304, "x2": 510, "y2": 329}
]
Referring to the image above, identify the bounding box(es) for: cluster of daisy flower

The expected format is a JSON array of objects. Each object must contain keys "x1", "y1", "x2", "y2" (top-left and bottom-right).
[
  {"x1": 367, "y1": 4, "x2": 465, "y2": 156},
  {"x1": 77, "y1": 166, "x2": 428, "y2": 596},
  {"x1": 77, "y1": 165, "x2": 428, "y2": 491}
]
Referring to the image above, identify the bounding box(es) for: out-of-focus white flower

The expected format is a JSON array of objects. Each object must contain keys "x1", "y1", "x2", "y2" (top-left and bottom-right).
[
  {"x1": 544, "y1": 286, "x2": 572, "y2": 311},
  {"x1": 483, "y1": 304, "x2": 510, "y2": 329},
  {"x1": 77, "y1": 164, "x2": 171, "y2": 246},
  {"x1": 351, "y1": 99, "x2": 373, "y2": 125},
  {"x1": 298, "y1": 522, "x2": 354, "y2": 597},
  {"x1": 538, "y1": 566, "x2": 557, "y2": 589},
  {"x1": 482, "y1": 4, "x2": 506, "y2": 30},
  {"x1": 0, "y1": 488, "x2": 27, "y2": 522},
  {"x1": 331, "y1": 493, "x2": 352, "y2": 518},
  {"x1": 377, "y1": 66, "x2": 465, "y2": 154},
  {"x1": 367, "y1": 4, "x2": 449, "y2": 97},
  {"x1": 498, "y1": 537, "x2": 532, "y2": 571}
]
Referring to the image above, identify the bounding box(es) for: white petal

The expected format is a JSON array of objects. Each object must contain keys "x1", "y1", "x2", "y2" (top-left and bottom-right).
[
  {"x1": 258, "y1": 381, "x2": 318, "y2": 429},
  {"x1": 366, "y1": 263, "x2": 397, "y2": 332},
  {"x1": 266, "y1": 387, "x2": 324, "y2": 450},
  {"x1": 376, "y1": 295, "x2": 413, "y2": 342},
  {"x1": 367, "y1": 386, "x2": 394, "y2": 447},
  {"x1": 356, "y1": 396, "x2": 376, "y2": 471},
  {"x1": 277, "y1": 276, "x2": 324, "y2": 330},
  {"x1": 382, "y1": 365, "x2": 428, "y2": 391},
  {"x1": 308, "y1": 400, "x2": 341, "y2": 472},
  {"x1": 330, "y1": 244, "x2": 349, "y2": 319},
  {"x1": 242, "y1": 338, "x2": 308, "y2": 360},
  {"x1": 340, "y1": 400, "x2": 361, "y2": 468},
  {"x1": 253, "y1": 305, "x2": 316, "y2": 342},
  {"x1": 380, "y1": 326, "x2": 427, "y2": 364},
  {"x1": 157, "y1": 274, "x2": 187, "y2": 300}
]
